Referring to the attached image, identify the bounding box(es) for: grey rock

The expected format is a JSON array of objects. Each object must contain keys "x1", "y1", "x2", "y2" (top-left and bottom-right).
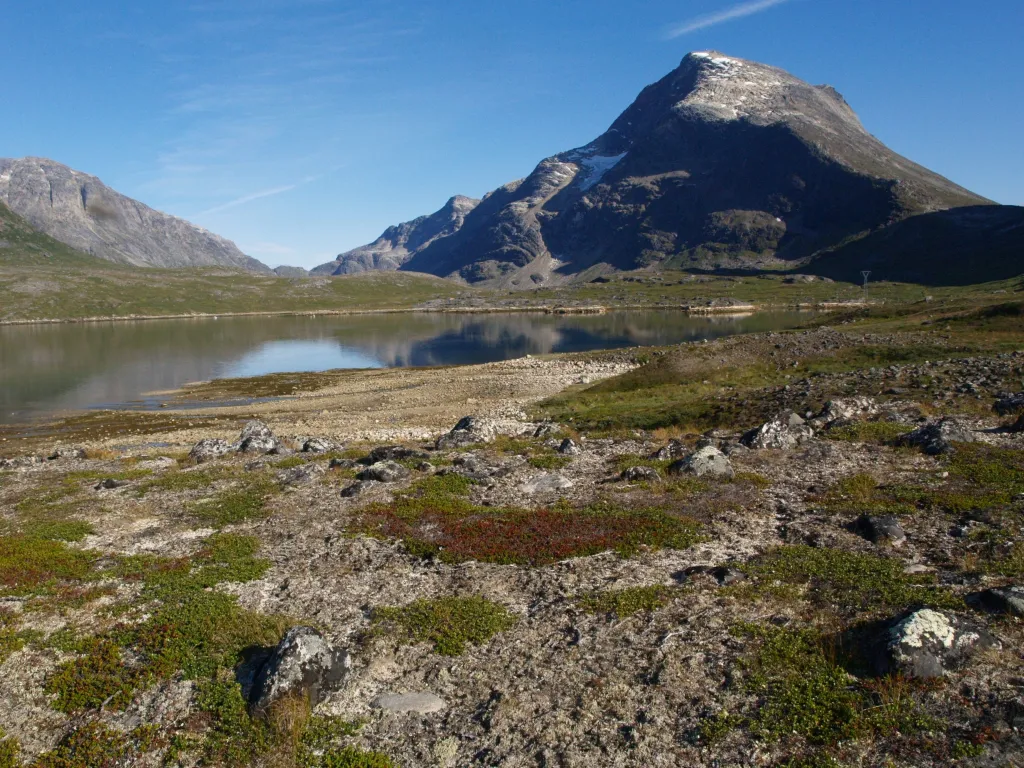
[
  {"x1": 684, "y1": 566, "x2": 746, "y2": 586},
  {"x1": 302, "y1": 438, "x2": 339, "y2": 454},
  {"x1": 817, "y1": 396, "x2": 879, "y2": 425},
  {"x1": 94, "y1": 478, "x2": 130, "y2": 490},
  {"x1": 668, "y1": 445, "x2": 735, "y2": 479},
  {"x1": 48, "y1": 446, "x2": 86, "y2": 461},
  {"x1": 450, "y1": 454, "x2": 513, "y2": 481},
  {"x1": 652, "y1": 439, "x2": 687, "y2": 461},
  {"x1": 277, "y1": 463, "x2": 326, "y2": 487},
  {"x1": 0, "y1": 455, "x2": 44, "y2": 470},
  {"x1": 994, "y1": 393, "x2": 1024, "y2": 416},
  {"x1": 533, "y1": 423, "x2": 560, "y2": 438},
  {"x1": 436, "y1": 416, "x2": 498, "y2": 449},
  {"x1": 240, "y1": 420, "x2": 275, "y2": 442},
  {"x1": 520, "y1": 473, "x2": 574, "y2": 495},
  {"x1": 273, "y1": 265, "x2": 309, "y2": 278},
  {"x1": 0, "y1": 157, "x2": 269, "y2": 271},
  {"x1": 341, "y1": 480, "x2": 380, "y2": 498},
  {"x1": 899, "y1": 418, "x2": 975, "y2": 455},
  {"x1": 368, "y1": 445, "x2": 430, "y2": 464},
  {"x1": 972, "y1": 586, "x2": 1024, "y2": 617},
  {"x1": 329, "y1": 458, "x2": 359, "y2": 470},
  {"x1": 742, "y1": 411, "x2": 814, "y2": 450},
  {"x1": 1009, "y1": 414, "x2": 1024, "y2": 434},
  {"x1": 883, "y1": 609, "x2": 999, "y2": 679},
  {"x1": 371, "y1": 691, "x2": 447, "y2": 714},
  {"x1": 239, "y1": 435, "x2": 280, "y2": 455},
  {"x1": 415, "y1": 461, "x2": 435, "y2": 473},
  {"x1": 557, "y1": 438, "x2": 582, "y2": 456},
  {"x1": 856, "y1": 514, "x2": 906, "y2": 545},
  {"x1": 358, "y1": 461, "x2": 410, "y2": 483},
  {"x1": 620, "y1": 466, "x2": 660, "y2": 483},
  {"x1": 249, "y1": 627, "x2": 350, "y2": 717}
]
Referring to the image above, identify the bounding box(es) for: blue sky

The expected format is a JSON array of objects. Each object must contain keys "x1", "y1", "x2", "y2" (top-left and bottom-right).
[{"x1": 3, "y1": 0, "x2": 1022, "y2": 269}]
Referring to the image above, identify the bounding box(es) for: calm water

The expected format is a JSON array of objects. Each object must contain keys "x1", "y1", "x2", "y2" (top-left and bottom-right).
[{"x1": 0, "y1": 311, "x2": 809, "y2": 423}]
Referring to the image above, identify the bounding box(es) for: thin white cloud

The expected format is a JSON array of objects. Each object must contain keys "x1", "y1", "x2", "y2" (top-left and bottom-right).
[
  {"x1": 198, "y1": 184, "x2": 297, "y2": 216},
  {"x1": 667, "y1": 0, "x2": 793, "y2": 38}
]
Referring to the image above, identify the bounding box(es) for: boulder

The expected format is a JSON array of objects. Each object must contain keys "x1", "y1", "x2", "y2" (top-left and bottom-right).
[
  {"x1": 668, "y1": 445, "x2": 735, "y2": 480},
  {"x1": 651, "y1": 439, "x2": 687, "y2": 461},
  {"x1": 558, "y1": 438, "x2": 582, "y2": 456},
  {"x1": 371, "y1": 691, "x2": 446, "y2": 714},
  {"x1": 357, "y1": 461, "x2": 410, "y2": 483},
  {"x1": 883, "y1": 609, "x2": 999, "y2": 679},
  {"x1": 520, "y1": 473, "x2": 574, "y2": 495},
  {"x1": 856, "y1": 514, "x2": 907, "y2": 545},
  {"x1": 302, "y1": 438, "x2": 339, "y2": 454},
  {"x1": 741, "y1": 411, "x2": 814, "y2": 450},
  {"x1": 368, "y1": 445, "x2": 430, "y2": 464},
  {"x1": 48, "y1": 446, "x2": 86, "y2": 461},
  {"x1": 94, "y1": 478, "x2": 130, "y2": 490},
  {"x1": 994, "y1": 393, "x2": 1024, "y2": 416},
  {"x1": 436, "y1": 416, "x2": 498, "y2": 449},
  {"x1": 620, "y1": 466, "x2": 660, "y2": 483},
  {"x1": 341, "y1": 480, "x2": 381, "y2": 498},
  {"x1": 817, "y1": 397, "x2": 879, "y2": 425},
  {"x1": 238, "y1": 435, "x2": 280, "y2": 455},
  {"x1": 533, "y1": 423, "x2": 560, "y2": 438},
  {"x1": 249, "y1": 627, "x2": 350, "y2": 718},
  {"x1": 899, "y1": 418, "x2": 975, "y2": 455},
  {"x1": 0, "y1": 455, "x2": 44, "y2": 470},
  {"x1": 241, "y1": 420, "x2": 274, "y2": 441},
  {"x1": 450, "y1": 454, "x2": 514, "y2": 481},
  {"x1": 277, "y1": 463, "x2": 326, "y2": 487},
  {"x1": 1010, "y1": 414, "x2": 1024, "y2": 434},
  {"x1": 189, "y1": 438, "x2": 234, "y2": 463},
  {"x1": 329, "y1": 458, "x2": 359, "y2": 470},
  {"x1": 971, "y1": 586, "x2": 1024, "y2": 617}
]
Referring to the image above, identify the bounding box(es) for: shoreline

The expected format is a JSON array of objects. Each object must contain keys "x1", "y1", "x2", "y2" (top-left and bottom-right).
[{"x1": 0, "y1": 301, "x2": 858, "y2": 326}]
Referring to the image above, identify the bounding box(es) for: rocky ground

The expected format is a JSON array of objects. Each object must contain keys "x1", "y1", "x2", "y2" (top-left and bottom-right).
[{"x1": 1, "y1": 316, "x2": 1024, "y2": 768}]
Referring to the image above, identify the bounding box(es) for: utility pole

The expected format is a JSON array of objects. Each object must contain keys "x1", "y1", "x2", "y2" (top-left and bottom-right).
[{"x1": 861, "y1": 270, "x2": 872, "y2": 302}]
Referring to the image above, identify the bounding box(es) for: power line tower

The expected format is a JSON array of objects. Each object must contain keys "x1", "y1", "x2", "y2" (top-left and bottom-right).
[{"x1": 861, "y1": 270, "x2": 872, "y2": 302}]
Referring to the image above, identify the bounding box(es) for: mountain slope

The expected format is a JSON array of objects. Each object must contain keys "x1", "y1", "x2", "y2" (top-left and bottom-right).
[
  {"x1": 395, "y1": 51, "x2": 988, "y2": 286},
  {"x1": 0, "y1": 157, "x2": 270, "y2": 272},
  {"x1": 313, "y1": 195, "x2": 480, "y2": 276},
  {"x1": 806, "y1": 205, "x2": 1024, "y2": 286}
]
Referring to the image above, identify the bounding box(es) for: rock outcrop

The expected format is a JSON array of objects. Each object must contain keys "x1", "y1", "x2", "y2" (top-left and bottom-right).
[{"x1": 249, "y1": 627, "x2": 350, "y2": 717}]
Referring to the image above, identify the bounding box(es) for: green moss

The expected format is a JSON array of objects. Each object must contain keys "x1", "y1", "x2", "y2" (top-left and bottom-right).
[
  {"x1": 527, "y1": 454, "x2": 572, "y2": 470},
  {"x1": 189, "y1": 478, "x2": 277, "y2": 527},
  {"x1": 136, "y1": 466, "x2": 235, "y2": 495},
  {"x1": 0, "y1": 536, "x2": 98, "y2": 597},
  {"x1": 696, "y1": 710, "x2": 744, "y2": 746},
  {"x1": 0, "y1": 611, "x2": 26, "y2": 665},
  {"x1": 739, "y1": 546, "x2": 962, "y2": 615},
  {"x1": 194, "y1": 676, "x2": 272, "y2": 766},
  {"x1": 31, "y1": 722, "x2": 158, "y2": 768},
  {"x1": 372, "y1": 596, "x2": 517, "y2": 656},
  {"x1": 827, "y1": 421, "x2": 914, "y2": 444},
  {"x1": 734, "y1": 625, "x2": 940, "y2": 747},
  {"x1": 273, "y1": 455, "x2": 311, "y2": 470},
  {"x1": 578, "y1": 585, "x2": 674, "y2": 618},
  {"x1": 18, "y1": 519, "x2": 95, "y2": 543},
  {"x1": 0, "y1": 729, "x2": 19, "y2": 768}
]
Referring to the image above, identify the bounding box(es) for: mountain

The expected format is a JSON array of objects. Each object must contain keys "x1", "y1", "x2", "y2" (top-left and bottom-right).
[
  {"x1": 806, "y1": 205, "x2": 1024, "y2": 286},
  {"x1": 372, "y1": 52, "x2": 989, "y2": 286},
  {"x1": 273, "y1": 265, "x2": 310, "y2": 278},
  {"x1": 313, "y1": 195, "x2": 480, "y2": 276},
  {"x1": 0, "y1": 157, "x2": 270, "y2": 272}
]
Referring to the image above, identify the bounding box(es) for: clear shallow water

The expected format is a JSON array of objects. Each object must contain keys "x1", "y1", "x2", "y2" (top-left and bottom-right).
[{"x1": 0, "y1": 311, "x2": 810, "y2": 423}]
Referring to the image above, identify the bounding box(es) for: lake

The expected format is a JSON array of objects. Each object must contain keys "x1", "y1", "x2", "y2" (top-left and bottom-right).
[{"x1": 0, "y1": 310, "x2": 810, "y2": 423}]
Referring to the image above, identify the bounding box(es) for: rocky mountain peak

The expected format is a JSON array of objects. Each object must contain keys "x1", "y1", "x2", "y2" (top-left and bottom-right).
[{"x1": 0, "y1": 156, "x2": 269, "y2": 272}]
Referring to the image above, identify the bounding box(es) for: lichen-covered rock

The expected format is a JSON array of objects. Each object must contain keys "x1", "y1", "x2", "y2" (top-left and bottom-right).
[
  {"x1": 620, "y1": 466, "x2": 660, "y2": 483},
  {"x1": 520, "y1": 473, "x2": 574, "y2": 495},
  {"x1": 436, "y1": 416, "x2": 498, "y2": 449},
  {"x1": 558, "y1": 438, "x2": 582, "y2": 456},
  {"x1": 994, "y1": 393, "x2": 1024, "y2": 416},
  {"x1": 249, "y1": 627, "x2": 350, "y2": 717},
  {"x1": 741, "y1": 411, "x2": 814, "y2": 450},
  {"x1": 358, "y1": 461, "x2": 410, "y2": 483},
  {"x1": 668, "y1": 445, "x2": 735, "y2": 479},
  {"x1": 651, "y1": 439, "x2": 687, "y2": 461},
  {"x1": 189, "y1": 438, "x2": 233, "y2": 463},
  {"x1": 302, "y1": 437, "x2": 339, "y2": 454},
  {"x1": 0, "y1": 455, "x2": 44, "y2": 470},
  {"x1": 533, "y1": 423, "x2": 560, "y2": 438},
  {"x1": 816, "y1": 397, "x2": 879, "y2": 425},
  {"x1": 368, "y1": 445, "x2": 430, "y2": 464},
  {"x1": 371, "y1": 691, "x2": 446, "y2": 714},
  {"x1": 329, "y1": 458, "x2": 359, "y2": 470},
  {"x1": 884, "y1": 609, "x2": 999, "y2": 679},
  {"x1": 899, "y1": 418, "x2": 975, "y2": 455},
  {"x1": 48, "y1": 446, "x2": 86, "y2": 461},
  {"x1": 277, "y1": 463, "x2": 326, "y2": 487},
  {"x1": 241, "y1": 420, "x2": 274, "y2": 441},
  {"x1": 972, "y1": 586, "x2": 1024, "y2": 617},
  {"x1": 238, "y1": 435, "x2": 280, "y2": 455},
  {"x1": 856, "y1": 514, "x2": 906, "y2": 545},
  {"x1": 341, "y1": 480, "x2": 380, "y2": 498}
]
